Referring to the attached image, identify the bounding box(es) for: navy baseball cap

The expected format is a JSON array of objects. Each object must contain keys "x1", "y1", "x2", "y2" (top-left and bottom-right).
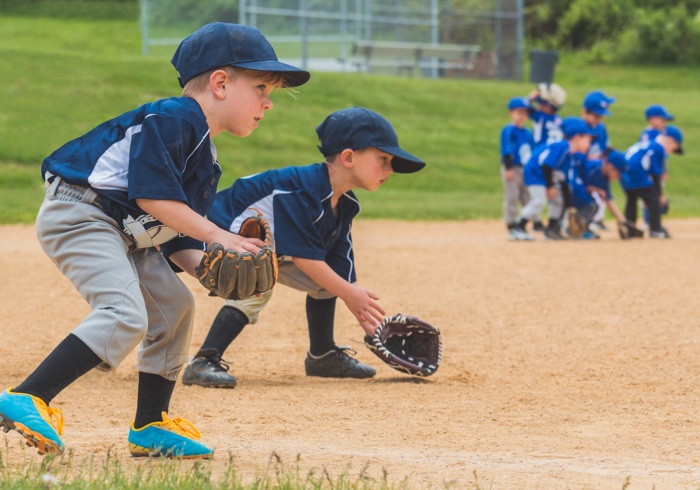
[
  {"x1": 507, "y1": 97, "x2": 530, "y2": 111},
  {"x1": 665, "y1": 125, "x2": 683, "y2": 154},
  {"x1": 561, "y1": 117, "x2": 597, "y2": 139},
  {"x1": 171, "y1": 23, "x2": 311, "y2": 88},
  {"x1": 606, "y1": 150, "x2": 628, "y2": 173},
  {"x1": 645, "y1": 105, "x2": 674, "y2": 120},
  {"x1": 583, "y1": 91, "x2": 615, "y2": 116},
  {"x1": 316, "y1": 107, "x2": 426, "y2": 174}
]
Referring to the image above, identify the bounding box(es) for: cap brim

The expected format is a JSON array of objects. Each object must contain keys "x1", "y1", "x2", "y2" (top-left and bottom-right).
[
  {"x1": 665, "y1": 114, "x2": 675, "y2": 121},
  {"x1": 231, "y1": 59, "x2": 311, "y2": 87},
  {"x1": 376, "y1": 145, "x2": 426, "y2": 174}
]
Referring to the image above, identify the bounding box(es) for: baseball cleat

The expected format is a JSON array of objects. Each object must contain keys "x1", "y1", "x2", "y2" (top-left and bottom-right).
[
  {"x1": 0, "y1": 388, "x2": 65, "y2": 455},
  {"x1": 508, "y1": 227, "x2": 534, "y2": 241},
  {"x1": 305, "y1": 346, "x2": 376, "y2": 379},
  {"x1": 649, "y1": 228, "x2": 671, "y2": 239},
  {"x1": 182, "y1": 349, "x2": 237, "y2": 389},
  {"x1": 128, "y1": 412, "x2": 212, "y2": 459}
]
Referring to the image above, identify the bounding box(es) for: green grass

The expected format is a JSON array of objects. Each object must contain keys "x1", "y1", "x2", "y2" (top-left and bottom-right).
[
  {"x1": 1, "y1": 16, "x2": 699, "y2": 223},
  {"x1": 0, "y1": 449, "x2": 447, "y2": 489}
]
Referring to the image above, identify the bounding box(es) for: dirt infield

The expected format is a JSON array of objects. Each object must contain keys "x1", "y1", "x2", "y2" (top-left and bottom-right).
[{"x1": 1, "y1": 220, "x2": 700, "y2": 489}]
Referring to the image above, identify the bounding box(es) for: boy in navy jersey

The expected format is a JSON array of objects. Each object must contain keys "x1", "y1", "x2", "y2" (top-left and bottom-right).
[
  {"x1": 0, "y1": 23, "x2": 309, "y2": 458},
  {"x1": 178, "y1": 107, "x2": 426, "y2": 387},
  {"x1": 500, "y1": 97, "x2": 535, "y2": 240}
]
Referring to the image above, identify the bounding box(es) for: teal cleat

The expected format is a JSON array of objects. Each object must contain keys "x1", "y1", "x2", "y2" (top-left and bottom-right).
[
  {"x1": 0, "y1": 388, "x2": 65, "y2": 455},
  {"x1": 128, "y1": 412, "x2": 212, "y2": 459}
]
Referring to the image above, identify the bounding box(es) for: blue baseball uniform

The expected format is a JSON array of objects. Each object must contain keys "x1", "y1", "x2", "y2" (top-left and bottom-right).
[
  {"x1": 586, "y1": 123, "x2": 609, "y2": 161},
  {"x1": 529, "y1": 110, "x2": 563, "y2": 148},
  {"x1": 500, "y1": 123, "x2": 534, "y2": 168},
  {"x1": 42, "y1": 97, "x2": 220, "y2": 252},
  {"x1": 620, "y1": 141, "x2": 666, "y2": 191},
  {"x1": 523, "y1": 140, "x2": 578, "y2": 187},
  {"x1": 571, "y1": 159, "x2": 612, "y2": 209},
  {"x1": 640, "y1": 128, "x2": 661, "y2": 143}
]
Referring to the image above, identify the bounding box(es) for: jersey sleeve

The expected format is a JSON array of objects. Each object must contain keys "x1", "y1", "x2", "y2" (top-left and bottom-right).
[
  {"x1": 273, "y1": 190, "x2": 327, "y2": 260},
  {"x1": 649, "y1": 150, "x2": 665, "y2": 177},
  {"x1": 500, "y1": 126, "x2": 516, "y2": 161},
  {"x1": 128, "y1": 114, "x2": 198, "y2": 202}
]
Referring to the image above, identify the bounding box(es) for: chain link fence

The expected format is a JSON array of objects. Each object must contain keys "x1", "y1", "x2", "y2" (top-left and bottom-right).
[{"x1": 140, "y1": 0, "x2": 523, "y2": 79}]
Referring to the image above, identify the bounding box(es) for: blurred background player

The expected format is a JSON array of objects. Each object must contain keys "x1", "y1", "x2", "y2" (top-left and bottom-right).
[
  {"x1": 527, "y1": 83, "x2": 566, "y2": 148},
  {"x1": 500, "y1": 97, "x2": 534, "y2": 240},
  {"x1": 178, "y1": 107, "x2": 426, "y2": 388},
  {"x1": 640, "y1": 104, "x2": 674, "y2": 143},
  {"x1": 569, "y1": 150, "x2": 629, "y2": 239},
  {"x1": 581, "y1": 90, "x2": 616, "y2": 232},
  {"x1": 619, "y1": 126, "x2": 683, "y2": 239},
  {"x1": 514, "y1": 117, "x2": 595, "y2": 240}
]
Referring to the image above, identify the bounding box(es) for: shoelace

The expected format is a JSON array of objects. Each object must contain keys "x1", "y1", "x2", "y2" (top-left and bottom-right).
[
  {"x1": 207, "y1": 355, "x2": 231, "y2": 372},
  {"x1": 160, "y1": 412, "x2": 202, "y2": 440},
  {"x1": 34, "y1": 397, "x2": 64, "y2": 436},
  {"x1": 334, "y1": 346, "x2": 359, "y2": 362}
]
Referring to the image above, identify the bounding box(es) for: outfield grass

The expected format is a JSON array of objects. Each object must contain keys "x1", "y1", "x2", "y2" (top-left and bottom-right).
[{"x1": 1, "y1": 16, "x2": 699, "y2": 223}]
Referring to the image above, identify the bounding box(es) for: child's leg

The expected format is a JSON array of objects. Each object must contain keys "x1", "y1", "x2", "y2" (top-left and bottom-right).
[
  {"x1": 501, "y1": 166, "x2": 519, "y2": 228},
  {"x1": 639, "y1": 187, "x2": 662, "y2": 231},
  {"x1": 624, "y1": 189, "x2": 639, "y2": 224},
  {"x1": 306, "y1": 296, "x2": 337, "y2": 356},
  {"x1": 547, "y1": 184, "x2": 564, "y2": 231},
  {"x1": 182, "y1": 293, "x2": 272, "y2": 389},
  {"x1": 518, "y1": 185, "x2": 547, "y2": 228}
]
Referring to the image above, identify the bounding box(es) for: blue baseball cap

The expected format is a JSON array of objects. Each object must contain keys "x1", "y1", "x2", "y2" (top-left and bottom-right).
[
  {"x1": 605, "y1": 150, "x2": 628, "y2": 173},
  {"x1": 171, "y1": 23, "x2": 311, "y2": 88},
  {"x1": 645, "y1": 105, "x2": 674, "y2": 120},
  {"x1": 560, "y1": 117, "x2": 597, "y2": 139},
  {"x1": 665, "y1": 125, "x2": 683, "y2": 154},
  {"x1": 507, "y1": 97, "x2": 530, "y2": 111},
  {"x1": 583, "y1": 91, "x2": 615, "y2": 116},
  {"x1": 316, "y1": 107, "x2": 426, "y2": 174}
]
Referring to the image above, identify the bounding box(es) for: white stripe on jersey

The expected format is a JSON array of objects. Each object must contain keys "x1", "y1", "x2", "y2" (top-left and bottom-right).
[
  {"x1": 88, "y1": 124, "x2": 142, "y2": 191},
  {"x1": 228, "y1": 189, "x2": 292, "y2": 236}
]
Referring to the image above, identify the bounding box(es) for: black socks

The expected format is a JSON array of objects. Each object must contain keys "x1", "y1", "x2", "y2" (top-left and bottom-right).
[
  {"x1": 198, "y1": 306, "x2": 249, "y2": 358},
  {"x1": 306, "y1": 296, "x2": 337, "y2": 356},
  {"x1": 14, "y1": 334, "x2": 102, "y2": 405},
  {"x1": 134, "y1": 372, "x2": 176, "y2": 429}
]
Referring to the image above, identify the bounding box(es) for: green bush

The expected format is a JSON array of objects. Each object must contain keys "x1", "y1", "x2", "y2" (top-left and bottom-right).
[
  {"x1": 615, "y1": 6, "x2": 700, "y2": 64},
  {"x1": 555, "y1": 0, "x2": 634, "y2": 49}
]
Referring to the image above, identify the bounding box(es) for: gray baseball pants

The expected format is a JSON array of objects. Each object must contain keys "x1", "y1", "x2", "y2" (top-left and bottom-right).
[
  {"x1": 518, "y1": 185, "x2": 564, "y2": 223},
  {"x1": 225, "y1": 256, "x2": 336, "y2": 324},
  {"x1": 501, "y1": 166, "x2": 530, "y2": 225},
  {"x1": 36, "y1": 178, "x2": 194, "y2": 381}
]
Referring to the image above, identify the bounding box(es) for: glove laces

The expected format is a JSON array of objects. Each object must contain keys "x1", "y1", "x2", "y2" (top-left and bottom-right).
[{"x1": 159, "y1": 412, "x2": 202, "y2": 440}]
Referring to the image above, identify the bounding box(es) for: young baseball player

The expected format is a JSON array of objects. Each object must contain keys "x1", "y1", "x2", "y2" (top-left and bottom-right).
[
  {"x1": 620, "y1": 126, "x2": 683, "y2": 239},
  {"x1": 527, "y1": 83, "x2": 566, "y2": 148},
  {"x1": 581, "y1": 90, "x2": 616, "y2": 232},
  {"x1": 640, "y1": 105, "x2": 674, "y2": 143},
  {"x1": 500, "y1": 97, "x2": 535, "y2": 240},
  {"x1": 570, "y1": 150, "x2": 628, "y2": 239},
  {"x1": 177, "y1": 107, "x2": 426, "y2": 388},
  {"x1": 514, "y1": 117, "x2": 595, "y2": 240},
  {"x1": 0, "y1": 23, "x2": 309, "y2": 458}
]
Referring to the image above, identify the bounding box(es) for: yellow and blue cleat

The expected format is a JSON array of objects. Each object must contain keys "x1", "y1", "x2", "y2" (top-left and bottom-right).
[
  {"x1": 128, "y1": 412, "x2": 212, "y2": 459},
  {"x1": 0, "y1": 388, "x2": 65, "y2": 455}
]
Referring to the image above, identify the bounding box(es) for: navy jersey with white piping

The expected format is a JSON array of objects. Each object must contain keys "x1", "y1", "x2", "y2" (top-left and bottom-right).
[
  {"x1": 500, "y1": 124, "x2": 534, "y2": 167},
  {"x1": 208, "y1": 163, "x2": 359, "y2": 282},
  {"x1": 620, "y1": 141, "x2": 667, "y2": 191},
  {"x1": 41, "y1": 96, "x2": 221, "y2": 249}
]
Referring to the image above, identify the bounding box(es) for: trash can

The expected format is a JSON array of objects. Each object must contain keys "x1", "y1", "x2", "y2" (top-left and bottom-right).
[{"x1": 529, "y1": 50, "x2": 559, "y2": 84}]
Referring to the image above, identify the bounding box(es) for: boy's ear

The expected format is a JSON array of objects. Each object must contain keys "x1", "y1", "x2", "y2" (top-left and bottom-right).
[
  {"x1": 209, "y1": 69, "x2": 229, "y2": 99},
  {"x1": 339, "y1": 148, "x2": 354, "y2": 168}
]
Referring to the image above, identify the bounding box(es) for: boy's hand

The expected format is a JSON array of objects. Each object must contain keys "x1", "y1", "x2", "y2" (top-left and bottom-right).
[
  {"x1": 504, "y1": 169, "x2": 515, "y2": 181},
  {"x1": 342, "y1": 286, "x2": 386, "y2": 336},
  {"x1": 210, "y1": 230, "x2": 264, "y2": 254}
]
